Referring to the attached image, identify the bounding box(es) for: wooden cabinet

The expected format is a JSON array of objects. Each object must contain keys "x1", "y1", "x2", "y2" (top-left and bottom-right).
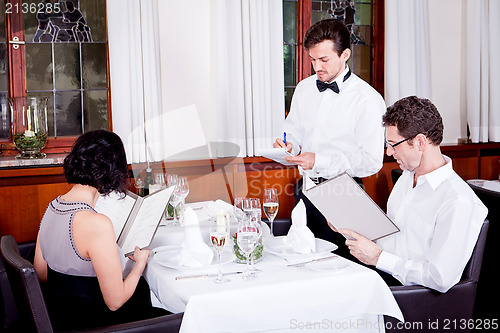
[{"x1": 1, "y1": 143, "x2": 499, "y2": 243}]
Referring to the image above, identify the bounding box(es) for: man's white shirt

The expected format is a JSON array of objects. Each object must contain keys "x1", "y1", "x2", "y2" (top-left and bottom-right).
[
  {"x1": 376, "y1": 156, "x2": 488, "y2": 292},
  {"x1": 283, "y1": 66, "x2": 386, "y2": 179}
]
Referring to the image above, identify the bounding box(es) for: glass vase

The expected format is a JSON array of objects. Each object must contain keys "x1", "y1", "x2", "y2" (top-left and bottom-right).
[{"x1": 10, "y1": 97, "x2": 48, "y2": 159}]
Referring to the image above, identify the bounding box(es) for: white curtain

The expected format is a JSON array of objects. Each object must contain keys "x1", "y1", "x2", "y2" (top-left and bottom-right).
[
  {"x1": 108, "y1": 0, "x2": 285, "y2": 162},
  {"x1": 215, "y1": 0, "x2": 285, "y2": 157},
  {"x1": 465, "y1": 0, "x2": 500, "y2": 143},
  {"x1": 107, "y1": 0, "x2": 164, "y2": 164},
  {"x1": 384, "y1": 0, "x2": 431, "y2": 107}
]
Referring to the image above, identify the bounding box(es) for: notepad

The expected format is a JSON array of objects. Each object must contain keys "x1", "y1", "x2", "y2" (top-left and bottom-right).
[
  {"x1": 303, "y1": 173, "x2": 399, "y2": 241},
  {"x1": 260, "y1": 147, "x2": 296, "y2": 166},
  {"x1": 95, "y1": 186, "x2": 175, "y2": 256}
]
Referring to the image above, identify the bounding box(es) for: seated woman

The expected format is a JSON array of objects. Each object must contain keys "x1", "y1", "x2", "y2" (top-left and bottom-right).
[{"x1": 34, "y1": 130, "x2": 167, "y2": 330}]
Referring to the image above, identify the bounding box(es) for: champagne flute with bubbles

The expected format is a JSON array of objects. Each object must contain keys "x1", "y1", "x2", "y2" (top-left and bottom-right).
[
  {"x1": 210, "y1": 213, "x2": 230, "y2": 284},
  {"x1": 263, "y1": 188, "x2": 279, "y2": 236}
]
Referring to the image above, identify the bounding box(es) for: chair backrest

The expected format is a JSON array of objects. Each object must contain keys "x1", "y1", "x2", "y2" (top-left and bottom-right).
[
  {"x1": 0, "y1": 235, "x2": 54, "y2": 333},
  {"x1": 461, "y1": 219, "x2": 489, "y2": 282}
]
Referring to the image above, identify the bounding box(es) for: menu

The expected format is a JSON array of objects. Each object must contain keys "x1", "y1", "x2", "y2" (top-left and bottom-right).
[
  {"x1": 95, "y1": 186, "x2": 174, "y2": 256},
  {"x1": 304, "y1": 172, "x2": 399, "y2": 241}
]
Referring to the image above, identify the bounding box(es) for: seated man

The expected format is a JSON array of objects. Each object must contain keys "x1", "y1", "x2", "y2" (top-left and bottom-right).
[{"x1": 331, "y1": 96, "x2": 488, "y2": 293}]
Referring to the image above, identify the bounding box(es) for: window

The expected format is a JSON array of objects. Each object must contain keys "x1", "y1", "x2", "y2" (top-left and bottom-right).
[
  {"x1": 0, "y1": 0, "x2": 109, "y2": 154},
  {"x1": 283, "y1": 0, "x2": 383, "y2": 116}
]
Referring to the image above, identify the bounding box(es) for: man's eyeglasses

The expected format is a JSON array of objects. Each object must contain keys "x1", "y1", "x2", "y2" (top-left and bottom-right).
[{"x1": 385, "y1": 136, "x2": 414, "y2": 150}]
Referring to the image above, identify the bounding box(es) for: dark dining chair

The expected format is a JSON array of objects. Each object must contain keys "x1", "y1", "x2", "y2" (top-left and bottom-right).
[
  {"x1": 0, "y1": 235, "x2": 183, "y2": 333},
  {"x1": 385, "y1": 219, "x2": 489, "y2": 333},
  {"x1": 0, "y1": 240, "x2": 35, "y2": 331},
  {"x1": 468, "y1": 182, "x2": 499, "y2": 322}
]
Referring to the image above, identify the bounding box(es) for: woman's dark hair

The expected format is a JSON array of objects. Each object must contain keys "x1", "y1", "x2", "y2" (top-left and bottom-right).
[
  {"x1": 63, "y1": 130, "x2": 129, "y2": 196},
  {"x1": 382, "y1": 96, "x2": 444, "y2": 145},
  {"x1": 303, "y1": 19, "x2": 350, "y2": 56}
]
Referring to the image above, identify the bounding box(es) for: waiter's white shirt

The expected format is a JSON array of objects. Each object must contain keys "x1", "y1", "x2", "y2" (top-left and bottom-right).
[
  {"x1": 376, "y1": 156, "x2": 488, "y2": 293},
  {"x1": 283, "y1": 66, "x2": 386, "y2": 179}
]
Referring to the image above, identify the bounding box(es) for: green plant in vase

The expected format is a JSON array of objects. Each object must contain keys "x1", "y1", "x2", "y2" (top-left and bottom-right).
[{"x1": 233, "y1": 231, "x2": 263, "y2": 263}]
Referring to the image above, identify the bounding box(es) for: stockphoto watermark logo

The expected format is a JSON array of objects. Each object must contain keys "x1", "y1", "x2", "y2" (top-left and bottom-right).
[{"x1": 289, "y1": 318, "x2": 425, "y2": 331}]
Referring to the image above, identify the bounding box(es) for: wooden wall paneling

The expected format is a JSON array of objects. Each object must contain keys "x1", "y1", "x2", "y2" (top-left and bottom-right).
[
  {"x1": 239, "y1": 161, "x2": 300, "y2": 219},
  {"x1": 480, "y1": 156, "x2": 500, "y2": 180},
  {"x1": 363, "y1": 161, "x2": 399, "y2": 212},
  {"x1": 0, "y1": 183, "x2": 71, "y2": 242}
]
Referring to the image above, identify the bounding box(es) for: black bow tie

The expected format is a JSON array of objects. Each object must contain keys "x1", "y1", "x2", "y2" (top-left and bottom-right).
[
  {"x1": 316, "y1": 69, "x2": 352, "y2": 93},
  {"x1": 316, "y1": 80, "x2": 339, "y2": 93}
]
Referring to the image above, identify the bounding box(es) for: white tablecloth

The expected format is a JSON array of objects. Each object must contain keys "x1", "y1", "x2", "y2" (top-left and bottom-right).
[{"x1": 145, "y1": 227, "x2": 404, "y2": 333}]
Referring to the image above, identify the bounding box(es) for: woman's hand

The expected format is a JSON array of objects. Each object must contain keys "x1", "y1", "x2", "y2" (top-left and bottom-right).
[{"x1": 128, "y1": 246, "x2": 150, "y2": 268}]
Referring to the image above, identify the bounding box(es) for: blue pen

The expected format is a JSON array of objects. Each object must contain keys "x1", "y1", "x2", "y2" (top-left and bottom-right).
[{"x1": 283, "y1": 132, "x2": 287, "y2": 146}]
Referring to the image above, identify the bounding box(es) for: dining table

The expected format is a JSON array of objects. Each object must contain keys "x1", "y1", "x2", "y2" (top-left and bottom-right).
[{"x1": 144, "y1": 201, "x2": 404, "y2": 333}]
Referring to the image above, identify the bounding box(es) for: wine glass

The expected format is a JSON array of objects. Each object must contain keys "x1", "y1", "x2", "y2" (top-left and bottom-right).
[
  {"x1": 166, "y1": 175, "x2": 180, "y2": 223},
  {"x1": 242, "y1": 197, "x2": 253, "y2": 214},
  {"x1": 247, "y1": 204, "x2": 262, "y2": 277},
  {"x1": 263, "y1": 188, "x2": 279, "y2": 236},
  {"x1": 236, "y1": 213, "x2": 259, "y2": 280},
  {"x1": 174, "y1": 177, "x2": 189, "y2": 224},
  {"x1": 233, "y1": 197, "x2": 245, "y2": 223},
  {"x1": 154, "y1": 172, "x2": 166, "y2": 188},
  {"x1": 166, "y1": 173, "x2": 178, "y2": 187},
  {"x1": 210, "y1": 213, "x2": 230, "y2": 284}
]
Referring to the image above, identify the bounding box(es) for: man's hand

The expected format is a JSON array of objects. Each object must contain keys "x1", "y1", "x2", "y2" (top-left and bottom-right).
[
  {"x1": 338, "y1": 229, "x2": 382, "y2": 266},
  {"x1": 285, "y1": 152, "x2": 315, "y2": 170},
  {"x1": 273, "y1": 138, "x2": 293, "y2": 153}
]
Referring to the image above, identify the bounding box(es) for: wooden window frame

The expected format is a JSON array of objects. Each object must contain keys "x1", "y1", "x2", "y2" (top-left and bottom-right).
[
  {"x1": 296, "y1": 0, "x2": 384, "y2": 95},
  {"x1": 1, "y1": 0, "x2": 112, "y2": 156}
]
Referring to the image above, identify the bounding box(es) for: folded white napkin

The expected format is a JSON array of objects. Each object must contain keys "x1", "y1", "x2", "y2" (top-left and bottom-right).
[
  {"x1": 178, "y1": 207, "x2": 214, "y2": 267},
  {"x1": 206, "y1": 200, "x2": 234, "y2": 218},
  {"x1": 286, "y1": 199, "x2": 316, "y2": 254}
]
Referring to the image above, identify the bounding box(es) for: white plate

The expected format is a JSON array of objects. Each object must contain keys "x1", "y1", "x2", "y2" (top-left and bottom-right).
[
  {"x1": 306, "y1": 259, "x2": 349, "y2": 272},
  {"x1": 153, "y1": 245, "x2": 235, "y2": 269},
  {"x1": 467, "y1": 179, "x2": 485, "y2": 187},
  {"x1": 264, "y1": 236, "x2": 338, "y2": 256}
]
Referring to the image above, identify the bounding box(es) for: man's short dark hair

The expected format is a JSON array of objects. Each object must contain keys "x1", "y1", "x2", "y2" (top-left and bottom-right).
[
  {"x1": 303, "y1": 19, "x2": 351, "y2": 56},
  {"x1": 63, "y1": 129, "x2": 130, "y2": 196},
  {"x1": 382, "y1": 96, "x2": 444, "y2": 145}
]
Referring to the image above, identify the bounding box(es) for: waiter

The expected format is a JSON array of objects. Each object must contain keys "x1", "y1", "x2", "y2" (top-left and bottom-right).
[{"x1": 274, "y1": 19, "x2": 385, "y2": 257}]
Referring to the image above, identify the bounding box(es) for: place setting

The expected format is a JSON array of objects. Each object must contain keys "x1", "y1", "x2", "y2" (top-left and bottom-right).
[{"x1": 262, "y1": 198, "x2": 349, "y2": 272}]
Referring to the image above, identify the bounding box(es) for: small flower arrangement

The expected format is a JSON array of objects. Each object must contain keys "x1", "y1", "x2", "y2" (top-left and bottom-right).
[
  {"x1": 232, "y1": 230, "x2": 264, "y2": 263},
  {"x1": 13, "y1": 131, "x2": 47, "y2": 150}
]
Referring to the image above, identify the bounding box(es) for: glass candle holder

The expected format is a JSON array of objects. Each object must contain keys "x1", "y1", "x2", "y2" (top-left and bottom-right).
[{"x1": 10, "y1": 97, "x2": 48, "y2": 159}]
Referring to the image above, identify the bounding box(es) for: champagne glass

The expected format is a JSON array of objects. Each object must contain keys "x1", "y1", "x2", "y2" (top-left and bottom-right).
[
  {"x1": 236, "y1": 213, "x2": 259, "y2": 280},
  {"x1": 210, "y1": 213, "x2": 230, "y2": 284},
  {"x1": 263, "y1": 188, "x2": 279, "y2": 236}
]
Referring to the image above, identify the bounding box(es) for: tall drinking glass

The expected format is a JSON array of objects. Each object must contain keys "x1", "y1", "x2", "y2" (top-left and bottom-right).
[
  {"x1": 263, "y1": 188, "x2": 279, "y2": 236},
  {"x1": 236, "y1": 213, "x2": 259, "y2": 280},
  {"x1": 210, "y1": 213, "x2": 230, "y2": 284}
]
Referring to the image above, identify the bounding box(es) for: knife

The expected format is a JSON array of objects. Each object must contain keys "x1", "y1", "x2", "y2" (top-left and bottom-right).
[
  {"x1": 175, "y1": 271, "x2": 243, "y2": 280},
  {"x1": 287, "y1": 255, "x2": 338, "y2": 267}
]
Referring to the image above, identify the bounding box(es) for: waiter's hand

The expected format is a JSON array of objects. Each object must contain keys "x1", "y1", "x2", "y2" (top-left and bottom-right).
[
  {"x1": 284, "y1": 152, "x2": 315, "y2": 170},
  {"x1": 273, "y1": 138, "x2": 293, "y2": 153},
  {"x1": 338, "y1": 229, "x2": 382, "y2": 266}
]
